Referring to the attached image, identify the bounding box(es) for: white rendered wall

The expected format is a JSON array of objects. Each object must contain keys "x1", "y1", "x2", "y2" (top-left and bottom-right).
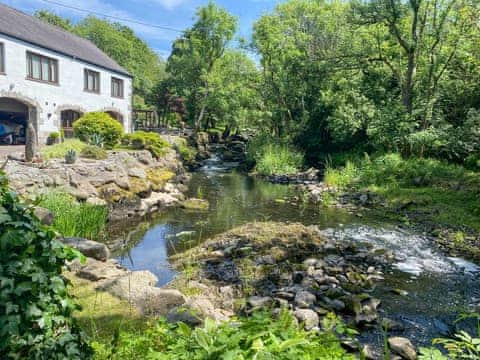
[{"x1": 0, "y1": 34, "x2": 133, "y2": 143}]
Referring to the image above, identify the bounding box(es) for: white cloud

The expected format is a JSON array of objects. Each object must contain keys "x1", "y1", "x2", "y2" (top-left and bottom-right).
[{"x1": 153, "y1": 0, "x2": 187, "y2": 10}]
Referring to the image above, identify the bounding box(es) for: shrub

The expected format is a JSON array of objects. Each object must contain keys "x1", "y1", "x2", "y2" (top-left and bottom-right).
[
  {"x1": 73, "y1": 112, "x2": 124, "y2": 149},
  {"x1": 173, "y1": 138, "x2": 197, "y2": 162},
  {"x1": 255, "y1": 143, "x2": 304, "y2": 176},
  {"x1": 92, "y1": 310, "x2": 354, "y2": 359},
  {"x1": 39, "y1": 192, "x2": 108, "y2": 239},
  {"x1": 41, "y1": 139, "x2": 87, "y2": 160},
  {"x1": 0, "y1": 172, "x2": 91, "y2": 358},
  {"x1": 122, "y1": 131, "x2": 170, "y2": 158},
  {"x1": 80, "y1": 145, "x2": 108, "y2": 160}
]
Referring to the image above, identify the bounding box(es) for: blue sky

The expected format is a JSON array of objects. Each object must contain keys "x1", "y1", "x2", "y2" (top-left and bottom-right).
[{"x1": 2, "y1": 0, "x2": 279, "y2": 59}]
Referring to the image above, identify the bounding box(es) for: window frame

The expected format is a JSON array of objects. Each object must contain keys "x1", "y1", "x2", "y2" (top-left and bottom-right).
[
  {"x1": 111, "y1": 77, "x2": 124, "y2": 99},
  {"x1": 84, "y1": 68, "x2": 101, "y2": 94},
  {"x1": 26, "y1": 51, "x2": 59, "y2": 84},
  {"x1": 0, "y1": 43, "x2": 5, "y2": 74}
]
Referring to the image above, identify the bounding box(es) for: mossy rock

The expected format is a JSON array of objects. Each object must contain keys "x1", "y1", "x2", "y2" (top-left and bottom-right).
[
  {"x1": 129, "y1": 177, "x2": 152, "y2": 198},
  {"x1": 146, "y1": 168, "x2": 175, "y2": 192},
  {"x1": 181, "y1": 198, "x2": 209, "y2": 211},
  {"x1": 98, "y1": 183, "x2": 134, "y2": 203}
]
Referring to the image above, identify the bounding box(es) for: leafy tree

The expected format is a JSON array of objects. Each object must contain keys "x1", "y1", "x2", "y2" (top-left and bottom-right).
[
  {"x1": 167, "y1": 1, "x2": 237, "y2": 130},
  {"x1": 35, "y1": 10, "x2": 73, "y2": 31}
]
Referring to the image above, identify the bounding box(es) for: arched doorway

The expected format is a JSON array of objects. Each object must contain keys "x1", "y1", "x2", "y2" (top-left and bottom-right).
[
  {"x1": 0, "y1": 97, "x2": 38, "y2": 147},
  {"x1": 61, "y1": 109, "x2": 83, "y2": 138}
]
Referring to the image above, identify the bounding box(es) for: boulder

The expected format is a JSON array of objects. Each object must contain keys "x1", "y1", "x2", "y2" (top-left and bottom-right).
[
  {"x1": 294, "y1": 309, "x2": 319, "y2": 330},
  {"x1": 128, "y1": 167, "x2": 147, "y2": 179},
  {"x1": 247, "y1": 296, "x2": 274, "y2": 309},
  {"x1": 388, "y1": 337, "x2": 417, "y2": 360},
  {"x1": 294, "y1": 290, "x2": 316, "y2": 308},
  {"x1": 62, "y1": 237, "x2": 110, "y2": 261},
  {"x1": 73, "y1": 258, "x2": 127, "y2": 281},
  {"x1": 33, "y1": 206, "x2": 54, "y2": 225}
]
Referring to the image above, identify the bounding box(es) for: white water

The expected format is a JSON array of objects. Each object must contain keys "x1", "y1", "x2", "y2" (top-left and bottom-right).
[{"x1": 322, "y1": 225, "x2": 480, "y2": 276}]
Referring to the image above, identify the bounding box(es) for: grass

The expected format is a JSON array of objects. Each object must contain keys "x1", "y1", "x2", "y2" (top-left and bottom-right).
[
  {"x1": 324, "y1": 153, "x2": 480, "y2": 232},
  {"x1": 41, "y1": 139, "x2": 88, "y2": 160},
  {"x1": 67, "y1": 274, "x2": 147, "y2": 345},
  {"x1": 39, "y1": 192, "x2": 108, "y2": 239},
  {"x1": 253, "y1": 143, "x2": 304, "y2": 176}
]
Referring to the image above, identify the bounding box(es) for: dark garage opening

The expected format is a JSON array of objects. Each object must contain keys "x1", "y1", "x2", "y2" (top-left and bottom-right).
[{"x1": 0, "y1": 99, "x2": 28, "y2": 145}]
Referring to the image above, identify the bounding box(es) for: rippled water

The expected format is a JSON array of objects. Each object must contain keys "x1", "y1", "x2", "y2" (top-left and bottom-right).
[{"x1": 109, "y1": 156, "x2": 480, "y2": 346}]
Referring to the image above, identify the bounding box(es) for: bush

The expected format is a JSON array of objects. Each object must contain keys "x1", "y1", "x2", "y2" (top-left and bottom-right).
[
  {"x1": 92, "y1": 310, "x2": 354, "y2": 359},
  {"x1": 80, "y1": 145, "x2": 108, "y2": 160},
  {"x1": 73, "y1": 112, "x2": 124, "y2": 149},
  {"x1": 173, "y1": 138, "x2": 197, "y2": 162},
  {"x1": 39, "y1": 192, "x2": 108, "y2": 239},
  {"x1": 41, "y1": 139, "x2": 87, "y2": 160},
  {"x1": 0, "y1": 172, "x2": 91, "y2": 358},
  {"x1": 252, "y1": 143, "x2": 304, "y2": 176},
  {"x1": 122, "y1": 131, "x2": 170, "y2": 158}
]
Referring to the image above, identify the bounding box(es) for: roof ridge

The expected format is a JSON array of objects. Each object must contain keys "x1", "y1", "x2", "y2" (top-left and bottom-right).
[{"x1": 0, "y1": 2, "x2": 130, "y2": 76}]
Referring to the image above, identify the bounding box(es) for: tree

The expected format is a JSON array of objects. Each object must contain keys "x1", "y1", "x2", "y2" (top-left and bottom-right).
[
  {"x1": 167, "y1": 1, "x2": 237, "y2": 131},
  {"x1": 35, "y1": 10, "x2": 73, "y2": 31}
]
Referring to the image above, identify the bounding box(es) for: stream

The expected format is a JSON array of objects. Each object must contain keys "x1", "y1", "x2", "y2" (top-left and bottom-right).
[{"x1": 110, "y1": 156, "x2": 480, "y2": 348}]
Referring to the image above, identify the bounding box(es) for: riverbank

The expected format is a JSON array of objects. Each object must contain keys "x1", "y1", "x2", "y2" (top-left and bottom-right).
[{"x1": 254, "y1": 152, "x2": 480, "y2": 263}]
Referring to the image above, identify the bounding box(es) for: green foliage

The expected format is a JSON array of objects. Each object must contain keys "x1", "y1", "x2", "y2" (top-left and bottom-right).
[
  {"x1": 420, "y1": 313, "x2": 480, "y2": 360},
  {"x1": 41, "y1": 139, "x2": 87, "y2": 160},
  {"x1": 167, "y1": 2, "x2": 238, "y2": 130},
  {"x1": 173, "y1": 139, "x2": 197, "y2": 162},
  {"x1": 35, "y1": 10, "x2": 74, "y2": 31},
  {"x1": 92, "y1": 310, "x2": 354, "y2": 360},
  {"x1": 49, "y1": 131, "x2": 60, "y2": 140},
  {"x1": 80, "y1": 145, "x2": 108, "y2": 160},
  {"x1": 89, "y1": 133, "x2": 105, "y2": 148},
  {"x1": 122, "y1": 131, "x2": 170, "y2": 158},
  {"x1": 248, "y1": 135, "x2": 304, "y2": 176},
  {"x1": 0, "y1": 172, "x2": 91, "y2": 358},
  {"x1": 73, "y1": 112, "x2": 124, "y2": 149},
  {"x1": 39, "y1": 192, "x2": 108, "y2": 240}
]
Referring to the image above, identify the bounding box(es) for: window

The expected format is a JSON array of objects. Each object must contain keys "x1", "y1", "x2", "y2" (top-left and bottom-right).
[
  {"x1": 0, "y1": 43, "x2": 4, "y2": 74},
  {"x1": 26, "y1": 52, "x2": 58, "y2": 84},
  {"x1": 111, "y1": 77, "x2": 124, "y2": 98},
  {"x1": 84, "y1": 69, "x2": 100, "y2": 93}
]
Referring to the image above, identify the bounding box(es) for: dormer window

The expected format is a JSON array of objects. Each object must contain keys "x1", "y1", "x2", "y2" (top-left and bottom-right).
[
  {"x1": 26, "y1": 51, "x2": 58, "y2": 84},
  {"x1": 84, "y1": 68, "x2": 100, "y2": 93}
]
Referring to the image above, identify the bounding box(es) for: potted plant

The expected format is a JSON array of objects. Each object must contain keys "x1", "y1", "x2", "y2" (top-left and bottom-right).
[{"x1": 47, "y1": 132, "x2": 60, "y2": 145}]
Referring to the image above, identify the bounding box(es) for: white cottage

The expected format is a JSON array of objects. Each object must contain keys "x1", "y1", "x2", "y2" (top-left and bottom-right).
[{"x1": 0, "y1": 4, "x2": 132, "y2": 145}]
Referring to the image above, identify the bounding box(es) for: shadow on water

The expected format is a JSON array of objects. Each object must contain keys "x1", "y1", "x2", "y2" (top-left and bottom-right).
[{"x1": 108, "y1": 157, "x2": 480, "y2": 347}]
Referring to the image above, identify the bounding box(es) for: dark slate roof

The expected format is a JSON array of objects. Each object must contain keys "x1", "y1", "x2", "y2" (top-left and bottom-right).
[{"x1": 0, "y1": 3, "x2": 131, "y2": 77}]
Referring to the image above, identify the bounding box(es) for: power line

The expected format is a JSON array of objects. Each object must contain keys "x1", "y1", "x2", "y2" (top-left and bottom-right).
[{"x1": 39, "y1": 0, "x2": 184, "y2": 33}]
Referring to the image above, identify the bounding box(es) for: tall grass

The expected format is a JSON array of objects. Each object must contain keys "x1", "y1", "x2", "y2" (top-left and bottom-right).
[
  {"x1": 41, "y1": 139, "x2": 87, "y2": 160},
  {"x1": 40, "y1": 192, "x2": 108, "y2": 240},
  {"x1": 249, "y1": 138, "x2": 304, "y2": 176}
]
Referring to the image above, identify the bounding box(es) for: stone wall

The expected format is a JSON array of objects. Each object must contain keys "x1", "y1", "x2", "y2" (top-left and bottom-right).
[{"x1": 5, "y1": 148, "x2": 189, "y2": 220}]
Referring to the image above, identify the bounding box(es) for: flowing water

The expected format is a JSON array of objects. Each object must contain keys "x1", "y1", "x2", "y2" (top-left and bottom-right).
[{"x1": 110, "y1": 156, "x2": 480, "y2": 347}]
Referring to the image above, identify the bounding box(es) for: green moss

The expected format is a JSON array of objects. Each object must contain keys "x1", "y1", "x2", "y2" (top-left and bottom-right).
[
  {"x1": 146, "y1": 168, "x2": 175, "y2": 191},
  {"x1": 98, "y1": 184, "x2": 134, "y2": 203},
  {"x1": 181, "y1": 198, "x2": 210, "y2": 211},
  {"x1": 129, "y1": 177, "x2": 151, "y2": 196},
  {"x1": 67, "y1": 274, "x2": 147, "y2": 344}
]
